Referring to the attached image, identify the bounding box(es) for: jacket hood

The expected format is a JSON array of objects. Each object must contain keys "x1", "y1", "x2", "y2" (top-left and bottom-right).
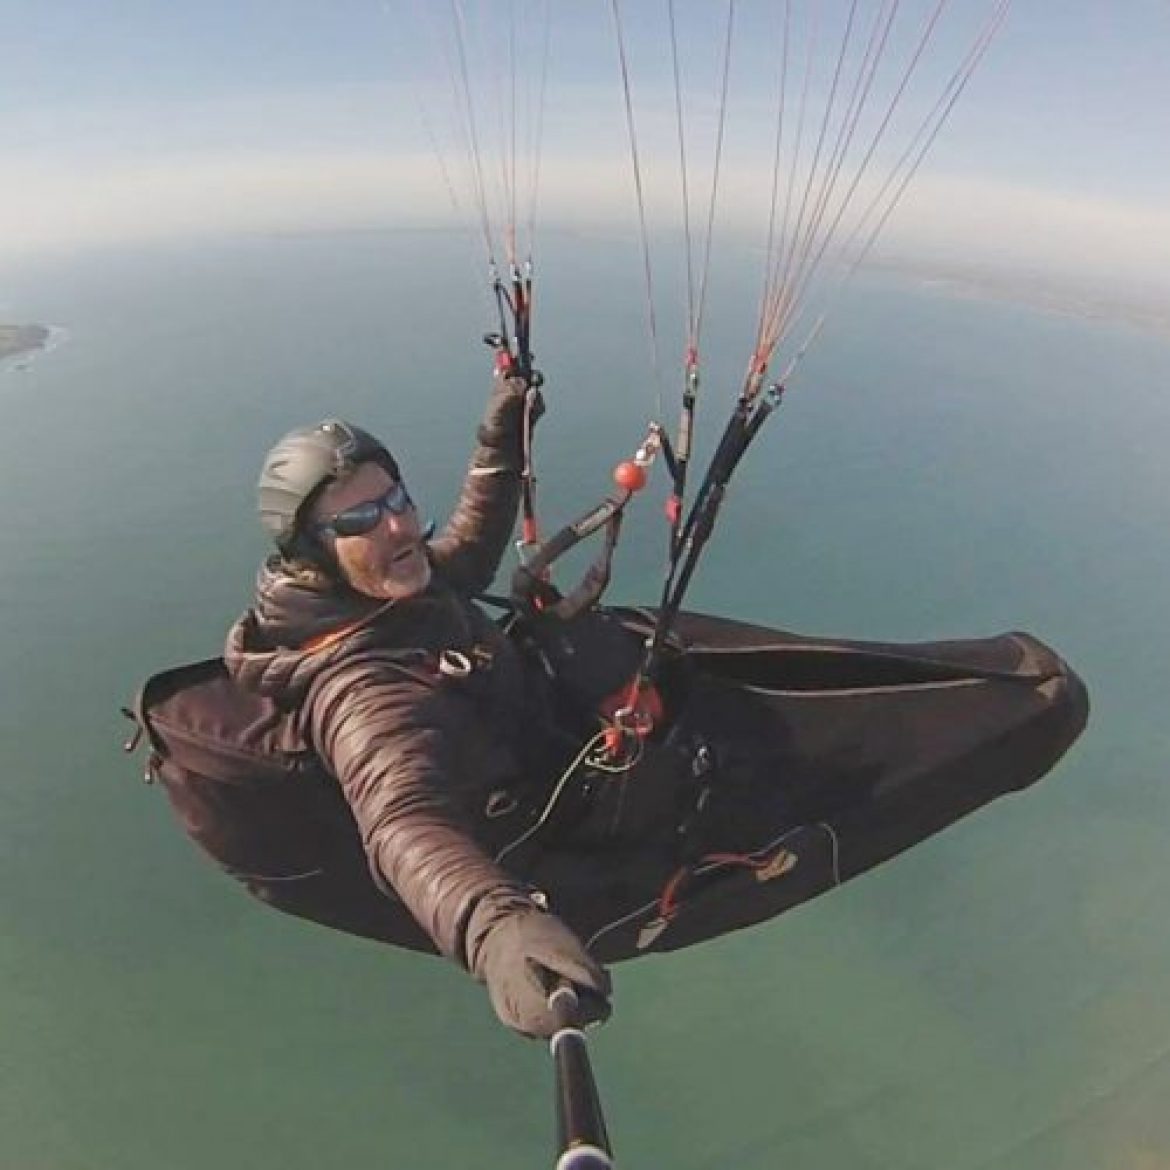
[
  {"x1": 250, "y1": 556, "x2": 386, "y2": 647},
  {"x1": 223, "y1": 556, "x2": 477, "y2": 704},
  {"x1": 225, "y1": 558, "x2": 394, "y2": 702}
]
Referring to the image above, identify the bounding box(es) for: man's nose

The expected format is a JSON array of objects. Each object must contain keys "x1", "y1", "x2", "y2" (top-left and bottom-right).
[{"x1": 383, "y1": 506, "x2": 414, "y2": 535}]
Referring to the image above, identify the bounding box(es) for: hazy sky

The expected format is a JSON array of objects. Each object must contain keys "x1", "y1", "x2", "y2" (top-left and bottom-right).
[{"x1": 2, "y1": 1, "x2": 1168, "y2": 295}]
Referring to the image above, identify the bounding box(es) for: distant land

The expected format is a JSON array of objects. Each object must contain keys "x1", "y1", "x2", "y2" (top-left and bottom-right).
[
  {"x1": 871, "y1": 258, "x2": 1170, "y2": 340},
  {"x1": 0, "y1": 323, "x2": 50, "y2": 361}
]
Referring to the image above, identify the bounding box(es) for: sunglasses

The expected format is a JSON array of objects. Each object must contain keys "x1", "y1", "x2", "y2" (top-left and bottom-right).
[{"x1": 313, "y1": 481, "x2": 414, "y2": 539}]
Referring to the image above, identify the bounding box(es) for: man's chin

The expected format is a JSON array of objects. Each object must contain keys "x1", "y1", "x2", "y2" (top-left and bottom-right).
[{"x1": 380, "y1": 559, "x2": 432, "y2": 601}]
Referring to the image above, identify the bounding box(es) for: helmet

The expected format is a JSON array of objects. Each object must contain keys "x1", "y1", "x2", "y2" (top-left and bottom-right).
[{"x1": 257, "y1": 419, "x2": 400, "y2": 553}]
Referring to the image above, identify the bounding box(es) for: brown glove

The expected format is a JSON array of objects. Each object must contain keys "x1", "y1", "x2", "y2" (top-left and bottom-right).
[{"x1": 475, "y1": 905, "x2": 611, "y2": 1039}]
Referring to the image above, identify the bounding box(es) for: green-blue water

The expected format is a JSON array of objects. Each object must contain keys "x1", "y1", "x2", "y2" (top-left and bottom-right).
[{"x1": 3, "y1": 231, "x2": 1168, "y2": 1169}]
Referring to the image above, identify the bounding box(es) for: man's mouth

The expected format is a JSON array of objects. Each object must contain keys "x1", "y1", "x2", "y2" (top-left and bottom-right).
[{"x1": 390, "y1": 544, "x2": 420, "y2": 567}]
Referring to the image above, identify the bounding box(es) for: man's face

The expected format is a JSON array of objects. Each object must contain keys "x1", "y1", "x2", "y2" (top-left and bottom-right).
[{"x1": 308, "y1": 461, "x2": 432, "y2": 601}]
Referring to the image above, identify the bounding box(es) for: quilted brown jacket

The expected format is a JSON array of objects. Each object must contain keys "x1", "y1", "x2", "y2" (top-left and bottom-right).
[{"x1": 224, "y1": 378, "x2": 555, "y2": 972}]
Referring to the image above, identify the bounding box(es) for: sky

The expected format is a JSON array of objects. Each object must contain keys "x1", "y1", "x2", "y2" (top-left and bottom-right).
[{"x1": 1, "y1": 1, "x2": 1168, "y2": 300}]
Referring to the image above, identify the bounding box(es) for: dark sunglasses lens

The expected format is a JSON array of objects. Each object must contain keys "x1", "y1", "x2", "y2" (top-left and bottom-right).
[
  {"x1": 330, "y1": 503, "x2": 381, "y2": 537},
  {"x1": 386, "y1": 482, "x2": 411, "y2": 514},
  {"x1": 324, "y1": 484, "x2": 411, "y2": 538}
]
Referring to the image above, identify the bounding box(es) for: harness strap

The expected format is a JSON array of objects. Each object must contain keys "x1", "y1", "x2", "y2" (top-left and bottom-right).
[{"x1": 510, "y1": 426, "x2": 662, "y2": 621}]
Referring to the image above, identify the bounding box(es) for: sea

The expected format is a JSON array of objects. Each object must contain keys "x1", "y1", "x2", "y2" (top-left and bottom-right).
[{"x1": 2, "y1": 229, "x2": 1167, "y2": 1170}]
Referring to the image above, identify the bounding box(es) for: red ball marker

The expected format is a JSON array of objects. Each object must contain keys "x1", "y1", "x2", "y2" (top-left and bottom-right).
[{"x1": 613, "y1": 460, "x2": 647, "y2": 493}]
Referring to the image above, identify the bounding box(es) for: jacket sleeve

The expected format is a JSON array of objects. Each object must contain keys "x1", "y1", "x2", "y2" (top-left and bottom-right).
[
  {"x1": 427, "y1": 374, "x2": 528, "y2": 597},
  {"x1": 306, "y1": 657, "x2": 535, "y2": 970}
]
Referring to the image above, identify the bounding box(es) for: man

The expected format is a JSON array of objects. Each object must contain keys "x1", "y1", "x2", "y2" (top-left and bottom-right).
[{"x1": 223, "y1": 374, "x2": 611, "y2": 1039}]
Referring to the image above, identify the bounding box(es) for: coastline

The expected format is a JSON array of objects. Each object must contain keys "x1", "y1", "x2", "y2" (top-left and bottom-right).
[
  {"x1": 867, "y1": 258, "x2": 1170, "y2": 341},
  {"x1": 0, "y1": 323, "x2": 51, "y2": 362}
]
